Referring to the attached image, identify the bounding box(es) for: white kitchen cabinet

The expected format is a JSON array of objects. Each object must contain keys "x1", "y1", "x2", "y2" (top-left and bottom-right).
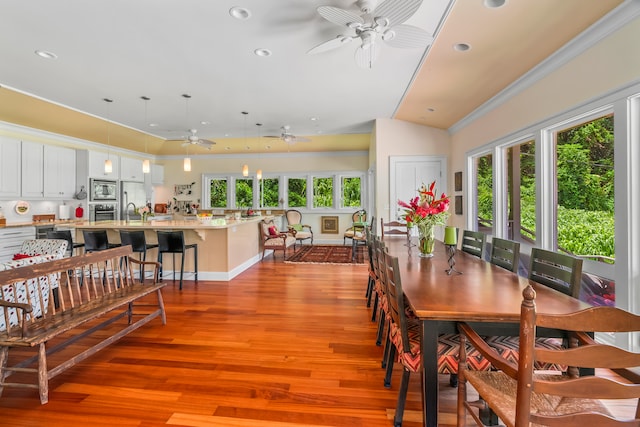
[
  {"x1": 151, "y1": 164, "x2": 164, "y2": 185},
  {"x1": 0, "y1": 226, "x2": 36, "y2": 263},
  {"x1": 21, "y1": 141, "x2": 44, "y2": 198},
  {"x1": 120, "y1": 156, "x2": 144, "y2": 182},
  {"x1": 0, "y1": 137, "x2": 21, "y2": 198},
  {"x1": 88, "y1": 150, "x2": 119, "y2": 178},
  {"x1": 44, "y1": 145, "x2": 76, "y2": 198}
]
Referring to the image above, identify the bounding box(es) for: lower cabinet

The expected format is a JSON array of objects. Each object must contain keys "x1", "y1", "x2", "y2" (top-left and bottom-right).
[{"x1": 0, "y1": 227, "x2": 36, "y2": 263}]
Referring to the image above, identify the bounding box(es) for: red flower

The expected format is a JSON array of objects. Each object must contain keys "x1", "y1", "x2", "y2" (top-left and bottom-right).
[{"x1": 398, "y1": 181, "x2": 450, "y2": 227}]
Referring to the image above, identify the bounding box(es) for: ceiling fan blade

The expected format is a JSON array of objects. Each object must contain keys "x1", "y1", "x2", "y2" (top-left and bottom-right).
[
  {"x1": 355, "y1": 43, "x2": 379, "y2": 69},
  {"x1": 264, "y1": 135, "x2": 281, "y2": 139},
  {"x1": 373, "y1": 0, "x2": 423, "y2": 27},
  {"x1": 307, "y1": 35, "x2": 353, "y2": 55},
  {"x1": 317, "y1": 6, "x2": 364, "y2": 27},
  {"x1": 383, "y1": 24, "x2": 433, "y2": 48},
  {"x1": 181, "y1": 142, "x2": 190, "y2": 147}
]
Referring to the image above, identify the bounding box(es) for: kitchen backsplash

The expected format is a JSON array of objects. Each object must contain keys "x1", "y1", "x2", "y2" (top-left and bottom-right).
[{"x1": 0, "y1": 200, "x2": 84, "y2": 223}]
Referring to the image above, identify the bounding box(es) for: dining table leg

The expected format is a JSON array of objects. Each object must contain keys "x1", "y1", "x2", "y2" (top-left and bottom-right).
[{"x1": 421, "y1": 319, "x2": 439, "y2": 427}]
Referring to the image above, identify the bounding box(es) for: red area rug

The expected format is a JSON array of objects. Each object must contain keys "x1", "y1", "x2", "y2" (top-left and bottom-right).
[{"x1": 284, "y1": 245, "x2": 366, "y2": 265}]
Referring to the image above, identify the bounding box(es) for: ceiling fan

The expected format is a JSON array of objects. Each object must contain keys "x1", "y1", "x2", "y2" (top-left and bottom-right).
[
  {"x1": 266, "y1": 126, "x2": 311, "y2": 144},
  {"x1": 307, "y1": 0, "x2": 433, "y2": 68},
  {"x1": 179, "y1": 129, "x2": 216, "y2": 150}
]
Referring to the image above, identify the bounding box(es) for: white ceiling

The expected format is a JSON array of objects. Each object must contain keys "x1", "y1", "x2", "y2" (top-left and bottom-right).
[{"x1": 0, "y1": 0, "x2": 624, "y2": 154}]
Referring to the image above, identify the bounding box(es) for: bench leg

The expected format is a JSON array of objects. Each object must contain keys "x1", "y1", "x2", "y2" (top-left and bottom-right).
[
  {"x1": 0, "y1": 347, "x2": 8, "y2": 398},
  {"x1": 38, "y1": 343, "x2": 48, "y2": 404}
]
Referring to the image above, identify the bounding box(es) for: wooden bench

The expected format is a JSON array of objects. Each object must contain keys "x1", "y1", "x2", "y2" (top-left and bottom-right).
[{"x1": 0, "y1": 246, "x2": 167, "y2": 404}]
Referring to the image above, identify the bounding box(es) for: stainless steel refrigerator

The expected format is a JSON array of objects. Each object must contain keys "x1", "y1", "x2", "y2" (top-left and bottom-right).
[{"x1": 120, "y1": 181, "x2": 148, "y2": 220}]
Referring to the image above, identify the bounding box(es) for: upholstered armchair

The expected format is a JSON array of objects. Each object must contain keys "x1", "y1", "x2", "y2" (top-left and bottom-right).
[
  {"x1": 261, "y1": 219, "x2": 296, "y2": 260},
  {"x1": 285, "y1": 209, "x2": 313, "y2": 245},
  {"x1": 343, "y1": 209, "x2": 367, "y2": 245}
]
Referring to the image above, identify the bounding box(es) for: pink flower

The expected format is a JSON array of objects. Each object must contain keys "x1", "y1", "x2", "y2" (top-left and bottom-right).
[{"x1": 398, "y1": 180, "x2": 450, "y2": 228}]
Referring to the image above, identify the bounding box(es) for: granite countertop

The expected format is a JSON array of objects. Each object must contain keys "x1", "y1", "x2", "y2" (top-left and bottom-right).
[
  {"x1": 0, "y1": 219, "x2": 84, "y2": 229},
  {"x1": 64, "y1": 216, "x2": 270, "y2": 230}
]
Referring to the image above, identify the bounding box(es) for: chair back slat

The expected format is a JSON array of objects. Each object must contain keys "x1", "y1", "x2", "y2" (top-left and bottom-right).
[
  {"x1": 380, "y1": 218, "x2": 409, "y2": 240},
  {"x1": 490, "y1": 237, "x2": 520, "y2": 273},
  {"x1": 460, "y1": 230, "x2": 486, "y2": 259},
  {"x1": 529, "y1": 248, "x2": 582, "y2": 297}
]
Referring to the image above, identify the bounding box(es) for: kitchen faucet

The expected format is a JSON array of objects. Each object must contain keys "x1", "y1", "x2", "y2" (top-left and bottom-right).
[{"x1": 125, "y1": 202, "x2": 137, "y2": 222}]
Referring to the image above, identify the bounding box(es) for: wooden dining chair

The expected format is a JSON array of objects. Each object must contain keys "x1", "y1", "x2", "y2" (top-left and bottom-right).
[
  {"x1": 380, "y1": 218, "x2": 408, "y2": 240},
  {"x1": 490, "y1": 237, "x2": 520, "y2": 273},
  {"x1": 529, "y1": 247, "x2": 583, "y2": 298},
  {"x1": 457, "y1": 284, "x2": 640, "y2": 427},
  {"x1": 460, "y1": 230, "x2": 486, "y2": 259}
]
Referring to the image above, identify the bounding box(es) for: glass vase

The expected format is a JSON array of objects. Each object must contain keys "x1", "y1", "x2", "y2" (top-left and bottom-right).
[{"x1": 417, "y1": 223, "x2": 435, "y2": 257}]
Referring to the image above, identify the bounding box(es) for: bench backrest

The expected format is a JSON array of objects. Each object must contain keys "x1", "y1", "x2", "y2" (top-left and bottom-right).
[{"x1": 0, "y1": 246, "x2": 139, "y2": 336}]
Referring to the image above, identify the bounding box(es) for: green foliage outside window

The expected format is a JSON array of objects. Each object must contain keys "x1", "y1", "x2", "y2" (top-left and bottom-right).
[
  {"x1": 476, "y1": 154, "x2": 493, "y2": 227},
  {"x1": 288, "y1": 178, "x2": 307, "y2": 207},
  {"x1": 210, "y1": 179, "x2": 227, "y2": 208},
  {"x1": 260, "y1": 178, "x2": 279, "y2": 208},
  {"x1": 313, "y1": 177, "x2": 333, "y2": 208},
  {"x1": 236, "y1": 178, "x2": 253, "y2": 208},
  {"x1": 342, "y1": 177, "x2": 361, "y2": 207}
]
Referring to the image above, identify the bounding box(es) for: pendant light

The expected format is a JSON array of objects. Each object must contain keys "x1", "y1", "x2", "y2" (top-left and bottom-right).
[
  {"x1": 241, "y1": 111, "x2": 249, "y2": 176},
  {"x1": 183, "y1": 94, "x2": 192, "y2": 172},
  {"x1": 255, "y1": 122, "x2": 263, "y2": 180},
  {"x1": 103, "y1": 98, "x2": 113, "y2": 174},
  {"x1": 141, "y1": 96, "x2": 151, "y2": 174}
]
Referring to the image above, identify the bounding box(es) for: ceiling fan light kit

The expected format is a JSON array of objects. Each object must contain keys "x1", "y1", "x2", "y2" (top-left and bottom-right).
[{"x1": 308, "y1": 0, "x2": 432, "y2": 68}]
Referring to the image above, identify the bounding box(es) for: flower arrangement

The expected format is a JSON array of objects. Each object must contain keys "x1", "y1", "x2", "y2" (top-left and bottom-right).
[
  {"x1": 398, "y1": 181, "x2": 450, "y2": 256},
  {"x1": 136, "y1": 205, "x2": 153, "y2": 220}
]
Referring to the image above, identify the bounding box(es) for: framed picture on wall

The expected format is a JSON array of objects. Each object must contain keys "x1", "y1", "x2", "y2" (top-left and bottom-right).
[
  {"x1": 454, "y1": 171, "x2": 463, "y2": 192},
  {"x1": 321, "y1": 216, "x2": 339, "y2": 234},
  {"x1": 455, "y1": 195, "x2": 463, "y2": 215}
]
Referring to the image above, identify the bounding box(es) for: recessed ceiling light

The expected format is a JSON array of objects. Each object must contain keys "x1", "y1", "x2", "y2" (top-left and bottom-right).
[
  {"x1": 453, "y1": 43, "x2": 471, "y2": 52},
  {"x1": 484, "y1": 0, "x2": 506, "y2": 8},
  {"x1": 200, "y1": 121, "x2": 210, "y2": 125},
  {"x1": 35, "y1": 50, "x2": 57, "y2": 59},
  {"x1": 310, "y1": 117, "x2": 318, "y2": 121},
  {"x1": 149, "y1": 123, "x2": 158, "y2": 127},
  {"x1": 254, "y1": 48, "x2": 272, "y2": 57},
  {"x1": 229, "y1": 7, "x2": 251, "y2": 20}
]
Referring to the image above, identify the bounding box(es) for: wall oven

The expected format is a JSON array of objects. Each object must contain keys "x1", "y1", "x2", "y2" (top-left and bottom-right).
[
  {"x1": 90, "y1": 179, "x2": 117, "y2": 202},
  {"x1": 89, "y1": 204, "x2": 118, "y2": 222}
]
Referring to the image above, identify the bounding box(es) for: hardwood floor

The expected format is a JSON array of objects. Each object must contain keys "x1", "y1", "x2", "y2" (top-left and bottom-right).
[{"x1": 2, "y1": 257, "x2": 466, "y2": 427}]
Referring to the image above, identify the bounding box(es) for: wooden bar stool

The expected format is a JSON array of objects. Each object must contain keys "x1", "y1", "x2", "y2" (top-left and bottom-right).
[
  {"x1": 156, "y1": 230, "x2": 198, "y2": 290},
  {"x1": 119, "y1": 230, "x2": 159, "y2": 282}
]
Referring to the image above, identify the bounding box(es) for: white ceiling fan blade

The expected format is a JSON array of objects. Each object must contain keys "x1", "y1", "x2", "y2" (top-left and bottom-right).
[
  {"x1": 373, "y1": 0, "x2": 423, "y2": 28},
  {"x1": 355, "y1": 43, "x2": 379, "y2": 69},
  {"x1": 307, "y1": 35, "x2": 353, "y2": 55},
  {"x1": 317, "y1": 6, "x2": 364, "y2": 27},
  {"x1": 181, "y1": 142, "x2": 190, "y2": 147},
  {"x1": 383, "y1": 24, "x2": 433, "y2": 48},
  {"x1": 198, "y1": 139, "x2": 216, "y2": 149}
]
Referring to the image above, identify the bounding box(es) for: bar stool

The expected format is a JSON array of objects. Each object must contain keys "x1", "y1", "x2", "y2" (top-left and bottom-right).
[
  {"x1": 82, "y1": 230, "x2": 120, "y2": 253},
  {"x1": 119, "y1": 230, "x2": 159, "y2": 282},
  {"x1": 156, "y1": 230, "x2": 198, "y2": 290},
  {"x1": 46, "y1": 229, "x2": 85, "y2": 257}
]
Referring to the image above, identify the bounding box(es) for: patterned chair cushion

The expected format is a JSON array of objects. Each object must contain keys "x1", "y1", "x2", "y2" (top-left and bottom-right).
[{"x1": 0, "y1": 239, "x2": 68, "y2": 332}]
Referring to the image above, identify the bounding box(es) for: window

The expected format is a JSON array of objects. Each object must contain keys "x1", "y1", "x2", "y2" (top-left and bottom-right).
[
  {"x1": 554, "y1": 115, "x2": 614, "y2": 263},
  {"x1": 259, "y1": 178, "x2": 279, "y2": 208},
  {"x1": 209, "y1": 178, "x2": 228, "y2": 208},
  {"x1": 341, "y1": 176, "x2": 362, "y2": 208},
  {"x1": 313, "y1": 177, "x2": 333, "y2": 208},
  {"x1": 475, "y1": 153, "x2": 493, "y2": 234},
  {"x1": 235, "y1": 178, "x2": 253, "y2": 208},
  {"x1": 287, "y1": 178, "x2": 307, "y2": 208},
  {"x1": 507, "y1": 140, "x2": 536, "y2": 244}
]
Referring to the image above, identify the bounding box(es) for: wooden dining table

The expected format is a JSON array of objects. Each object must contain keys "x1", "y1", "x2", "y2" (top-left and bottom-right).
[{"x1": 384, "y1": 238, "x2": 590, "y2": 427}]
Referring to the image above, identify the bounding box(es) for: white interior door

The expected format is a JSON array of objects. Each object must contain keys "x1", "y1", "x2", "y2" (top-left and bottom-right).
[{"x1": 389, "y1": 155, "x2": 447, "y2": 223}]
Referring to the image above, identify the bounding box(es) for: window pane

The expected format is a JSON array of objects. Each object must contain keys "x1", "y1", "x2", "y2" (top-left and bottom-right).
[
  {"x1": 210, "y1": 179, "x2": 227, "y2": 208},
  {"x1": 555, "y1": 115, "x2": 614, "y2": 263},
  {"x1": 235, "y1": 178, "x2": 253, "y2": 208},
  {"x1": 507, "y1": 140, "x2": 536, "y2": 244},
  {"x1": 342, "y1": 176, "x2": 361, "y2": 208},
  {"x1": 476, "y1": 153, "x2": 493, "y2": 233},
  {"x1": 313, "y1": 177, "x2": 333, "y2": 208},
  {"x1": 260, "y1": 178, "x2": 279, "y2": 208},
  {"x1": 288, "y1": 178, "x2": 307, "y2": 208}
]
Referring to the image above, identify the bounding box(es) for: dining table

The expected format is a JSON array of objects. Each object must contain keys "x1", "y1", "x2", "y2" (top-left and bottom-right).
[{"x1": 383, "y1": 238, "x2": 590, "y2": 427}]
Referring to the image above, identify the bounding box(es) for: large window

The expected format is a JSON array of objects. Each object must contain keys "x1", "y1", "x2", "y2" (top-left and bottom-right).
[
  {"x1": 235, "y1": 178, "x2": 253, "y2": 208},
  {"x1": 288, "y1": 178, "x2": 307, "y2": 208},
  {"x1": 475, "y1": 153, "x2": 493, "y2": 234},
  {"x1": 259, "y1": 178, "x2": 279, "y2": 208},
  {"x1": 209, "y1": 179, "x2": 227, "y2": 208},
  {"x1": 507, "y1": 140, "x2": 536, "y2": 244},
  {"x1": 313, "y1": 177, "x2": 333, "y2": 208},
  {"x1": 342, "y1": 176, "x2": 362, "y2": 208}
]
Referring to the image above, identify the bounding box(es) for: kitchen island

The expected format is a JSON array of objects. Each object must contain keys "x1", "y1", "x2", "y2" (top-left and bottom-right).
[{"x1": 62, "y1": 217, "x2": 267, "y2": 281}]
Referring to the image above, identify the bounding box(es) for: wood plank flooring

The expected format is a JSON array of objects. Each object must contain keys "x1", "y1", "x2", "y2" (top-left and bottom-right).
[
  {"x1": 1, "y1": 256, "x2": 456, "y2": 427},
  {"x1": 1, "y1": 255, "x2": 633, "y2": 426}
]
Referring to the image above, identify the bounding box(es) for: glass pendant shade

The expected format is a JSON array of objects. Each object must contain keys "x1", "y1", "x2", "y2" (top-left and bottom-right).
[
  {"x1": 256, "y1": 169, "x2": 262, "y2": 180},
  {"x1": 242, "y1": 164, "x2": 249, "y2": 176},
  {"x1": 104, "y1": 159, "x2": 113, "y2": 174},
  {"x1": 142, "y1": 159, "x2": 150, "y2": 174},
  {"x1": 184, "y1": 157, "x2": 192, "y2": 172}
]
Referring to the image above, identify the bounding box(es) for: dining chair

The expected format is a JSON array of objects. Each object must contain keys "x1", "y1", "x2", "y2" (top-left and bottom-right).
[
  {"x1": 460, "y1": 230, "x2": 486, "y2": 259},
  {"x1": 380, "y1": 218, "x2": 408, "y2": 240},
  {"x1": 457, "y1": 284, "x2": 640, "y2": 427},
  {"x1": 364, "y1": 227, "x2": 377, "y2": 307},
  {"x1": 285, "y1": 209, "x2": 313, "y2": 245},
  {"x1": 343, "y1": 209, "x2": 367, "y2": 245},
  {"x1": 156, "y1": 230, "x2": 198, "y2": 290},
  {"x1": 489, "y1": 237, "x2": 520, "y2": 273},
  {"x1": 351, "y1": 215, "x2": 373, "y2": 261},
  {"x1": 529, "y1": 247, "x2": 583, "y2": 298}
]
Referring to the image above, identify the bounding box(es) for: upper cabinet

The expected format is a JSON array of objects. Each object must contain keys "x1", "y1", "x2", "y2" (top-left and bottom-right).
[
  {"x1": 0, "y1": 137, "x2": 21, "y2": 198},
  {"x1": 21, "y1": 141, "x2": 44, "y2": 198},
  {"x1": 151, "y1": 164, "x2": 164, "y2": 185},
  {"x1": 120, "y1": 156, "x2": 144, "y2": 182},
  {"x1": 88, "y1": 151, "x2": 119, "y2": 178},
  {"x1": 43, "y1": 145, "x2": 76, "y2": 199}
]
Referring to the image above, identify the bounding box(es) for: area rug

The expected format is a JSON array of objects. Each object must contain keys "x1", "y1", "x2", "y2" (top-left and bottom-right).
[{"x1": 285, "y1": 245, "x2": 366, "y2": 265}]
